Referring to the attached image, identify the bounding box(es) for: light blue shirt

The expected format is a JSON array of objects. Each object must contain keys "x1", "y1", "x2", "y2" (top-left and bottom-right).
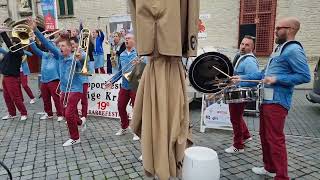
[
  {"x1": 30, "y1": 40, "x2": 60, "y2": 83},
  {"x1": 241, "y1": 41, "x2": 311, "y2": 110},
  {"x1": 234, "y1": 54, "x2": 259, "y2": 87},
  {"x1": 34, "y1": 28, "x2": 84, "y2": 93}
]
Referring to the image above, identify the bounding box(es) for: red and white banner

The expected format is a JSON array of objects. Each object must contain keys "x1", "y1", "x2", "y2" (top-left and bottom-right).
[{"x1": 41, "y1": 0, "x2": 59, "y2": 31}]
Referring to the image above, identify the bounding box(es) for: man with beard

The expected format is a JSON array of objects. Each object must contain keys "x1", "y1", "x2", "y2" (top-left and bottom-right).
[
  {"x1": 231, "y1": 17, "x2": 311, "y2": 180},
  {"x1": 225, "y1": 35, "x2": 259, "y2": 154}
]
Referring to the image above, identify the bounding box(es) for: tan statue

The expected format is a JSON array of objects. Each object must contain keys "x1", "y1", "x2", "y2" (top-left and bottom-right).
[{"x1": 129, "y1": 0, "x2": 200, "y2": 179}]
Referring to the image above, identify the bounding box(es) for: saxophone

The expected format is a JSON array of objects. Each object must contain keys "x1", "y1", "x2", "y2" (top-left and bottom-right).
[{"x1": 110, "y1": 45, "x2": 117, "y2": 68}]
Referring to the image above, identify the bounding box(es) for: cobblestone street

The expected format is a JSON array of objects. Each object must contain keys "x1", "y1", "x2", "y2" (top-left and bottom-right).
[{"x1": 0, "y1": 75, "x2": 319, "y2": 180}]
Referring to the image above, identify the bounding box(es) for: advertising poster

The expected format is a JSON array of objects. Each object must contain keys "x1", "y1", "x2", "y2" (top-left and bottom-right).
[
  {"x1": 86, "y1": 74, "x2": 133, "y2": 119},
  {"x1": 40, "y1": 0, "x2": 59, "y2": 31}
]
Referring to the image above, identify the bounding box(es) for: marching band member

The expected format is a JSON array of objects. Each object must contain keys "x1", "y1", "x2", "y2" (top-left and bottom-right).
[
  {"x1": 29, "y1": 34, "x2": 64, "y2": 121},
  {"x1": 231, "y1": 17, "x2": 311, "y2": 180},
  {"x1": 106, "y1": 33, "x2": 140, "y2": 141},
  {"x1": 70, "y1": 28, "x2": 80, "y2": 39},
  {"x1": 0, "y1": 47, "x2": 36, "y2": 104},
  {"x1": 111, "y1": 32, "x2": 126, "y2": 74},
  {"x1": 0, "y1": 31, "x2": 28, "y2": 121},
  {"x1": 28, "y1": 19, "x2": 86, "y2": 147},
  {"x1": 92, "y1": 29, "x2": 106, "y2": 74},
  {"x1": 70, "y1": 36, "x2": 94, "y2": 128},
  {"x1": 225, "y1": 35, "x2": 259, "y2": 154},
  {"x1": 20, "y1": 52, "x2": 36, "y2": 104}
]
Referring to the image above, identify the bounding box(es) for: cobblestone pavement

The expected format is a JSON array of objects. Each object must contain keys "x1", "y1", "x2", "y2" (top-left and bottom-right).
[{"x1": 0, "y1": 75, "x2": 319, "y2": 180}]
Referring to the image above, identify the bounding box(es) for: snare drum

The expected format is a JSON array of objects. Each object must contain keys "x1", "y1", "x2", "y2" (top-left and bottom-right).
[{"x1": 223, "y1": 86, "x2": 259, "y2": 104}]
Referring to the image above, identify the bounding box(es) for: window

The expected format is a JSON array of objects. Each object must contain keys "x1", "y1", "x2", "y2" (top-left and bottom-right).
[
  {"x1": 239, "y1": 0, "x2": 277, "y2": 56},
  {"x1": 57, "y1": 0, "x2": 74, "y2": 16}
]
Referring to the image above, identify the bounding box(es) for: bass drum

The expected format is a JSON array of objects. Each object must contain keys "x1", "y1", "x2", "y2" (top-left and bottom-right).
[{"x1": 188, "y1": 51, "x2": 233, "y2": 93}]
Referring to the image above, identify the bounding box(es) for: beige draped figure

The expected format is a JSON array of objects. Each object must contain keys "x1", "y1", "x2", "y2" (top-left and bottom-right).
[{"x1": 129, "y1": 0, "x2": 200, "y2": 179}]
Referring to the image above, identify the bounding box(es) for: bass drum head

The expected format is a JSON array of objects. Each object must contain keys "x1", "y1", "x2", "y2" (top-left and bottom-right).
[{"x1": 188, "y1": 51, "x2": 233, "y2": 93}]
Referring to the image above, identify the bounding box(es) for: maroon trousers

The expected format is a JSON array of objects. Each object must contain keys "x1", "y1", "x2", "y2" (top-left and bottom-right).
[
  {"x1": 60, "y1": 92, "x2": 82, "y2": 140},
  {"x1": 40, "y1": 80, "x2": 63, "y2": 117},
  {"x1": 20, "y1": 72, "x2": 34, "y2": 99},
  {"x1": 2, "y1": 76, "x2": 27, "y2": 116},
  {"x1": 81, "y1": 83, "x2": 88, "y2": 118},
  {"x1": 118, "y1": 88, "x2": 136, "y2": 129},
  {"x1": 260, "y1": 104, "x2": 289, "y2": 180},
  {"x1": 20, "y1": 72, "x2": 35, "y2": 99},
  {"x1": 229, "y1": 103, "x2": 251, "y2": 149},
  {"x1": 95, "y1": 67, "x2": 106, "y2": 74}
]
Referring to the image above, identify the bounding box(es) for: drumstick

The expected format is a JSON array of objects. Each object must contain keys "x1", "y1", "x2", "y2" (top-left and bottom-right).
[
  {"x1": 211, "y1": 65, "x2": 262, "y2": 83},
  {"x1": 212, "y1": 65, "x2": 231, "y2": 78},
  {"x1": 239, "y1": 79, "x2": 263, "y2": 83}
]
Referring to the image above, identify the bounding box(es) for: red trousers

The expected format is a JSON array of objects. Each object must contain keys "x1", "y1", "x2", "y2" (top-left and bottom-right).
[
  {"x1": 2, "y1": 76, "x2": 27, "y2": 116},
  {"x1": 95, "y1": 67, "x2": 106, "y2": 74},
  {"x1": 20, "y1": 72, "x2": 35, "y2": 99},
  {"x1": 229, "y1": 103, "x2": 251, "y2": 149},
  {"x1": 118, "y1": 88, "x2": 136, "y2": 129},
  {"x1": 60, "y1": 92, "x2": 82, "y2": 140},
  {"x1": 260, "y1": 104, "x2": 289, "y2": 180},
  {"x1": 40, "y1": 80, "x2": 62, "y2": 117},
  {"x1": 81, "y1": 83, "x2": 88, "y2": 118}
]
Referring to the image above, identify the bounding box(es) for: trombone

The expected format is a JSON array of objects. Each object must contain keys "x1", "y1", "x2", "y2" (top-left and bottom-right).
[
  {"x1": 7, "y1": 24, "x2": 61, "y2": 52},
  {"x1": 105, "y1": 56, "x2": 144, "y2": 83},
  {"x1": 77, "y1": 28, "x2": 92, "y2": 76},
  {"x1": 62, "y1": 28, "x2": 92, "y2": 107},
  {"x1": 9, "y1": 26, "x2": 62, "y2": 52}
]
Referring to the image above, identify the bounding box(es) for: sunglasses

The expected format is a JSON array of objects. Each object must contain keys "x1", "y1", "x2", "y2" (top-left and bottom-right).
[{"x1": 275, "y1": 26, "x2": 291, "y2": 31}]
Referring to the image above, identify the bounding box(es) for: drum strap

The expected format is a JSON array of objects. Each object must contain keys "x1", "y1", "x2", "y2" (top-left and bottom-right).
[
  {"x1": 262, "y1": 41, "x2": 303, "y2": 101},
  {"x1": 234, "y1": 53, "x2": 257, "y2": 70}
]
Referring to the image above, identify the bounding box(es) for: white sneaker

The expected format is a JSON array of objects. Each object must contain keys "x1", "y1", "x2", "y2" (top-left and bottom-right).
[
  {"x1": 63, "y1": 138, "x2": 80, "y2": 147},
  {"x1": 244, "y1": 137, "x2": 253, "y2": 143},
  {"x1": 138, "y1": 155, "x2": 142, "y2": 161},
  {"x1": 115, "y1": 128, "x2": 128, "y2": 136},
  {"x1": 30, "y1": 98, "x2": 36, "y2": 104},
  {"x1": 57, "y1": 116, "x2": 64, "y2": 122},
  {"x1": 225, "y1": 146, "x2": 244, "y2": 153},
  {"x1": 2, "y1": 115, "x2": 17, "y2": 120},
  {"x1": 80, "y1": 117, "x2": 87, "y2": 132},
  {"x1": 20, "y1": 115, "x2": 28, "y2": 121},
  {"x1": 252, "y1": 167, "x2": 276, "y2": 177},
  {"x1": 40, "y1": 114, "x2": 53, "y2": 120},
  {"x1": 133, "y1": 134, "x2": 140, "y2": 141}
]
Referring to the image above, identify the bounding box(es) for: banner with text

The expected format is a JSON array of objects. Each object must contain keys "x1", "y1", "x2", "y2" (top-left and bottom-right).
[
  {"x1": 41, "y1": 0, "x2": 58, "y2": 31},
  {"x1": 86, "y1": 74, "x2": 133, "y2": 119}
]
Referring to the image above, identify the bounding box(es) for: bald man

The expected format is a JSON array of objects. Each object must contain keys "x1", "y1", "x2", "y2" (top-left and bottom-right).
[
  {"x1": 107, "y1": 33, "x2": 140, "y2": 141},
  {"x1": 231, "y1": 17, "x2": 311, "y2": 180}
]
